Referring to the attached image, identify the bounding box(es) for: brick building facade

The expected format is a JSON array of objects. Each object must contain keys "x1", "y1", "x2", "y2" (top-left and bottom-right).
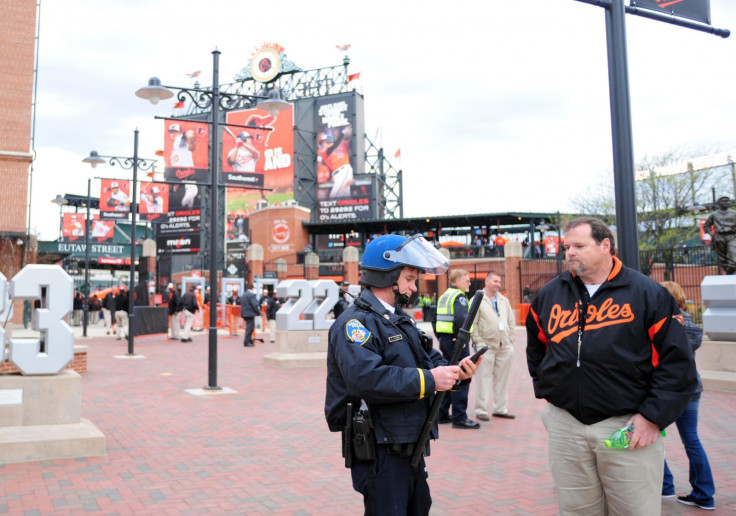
[{"x1": 1, "y1": 1, "x2": 38, "y2": 322}]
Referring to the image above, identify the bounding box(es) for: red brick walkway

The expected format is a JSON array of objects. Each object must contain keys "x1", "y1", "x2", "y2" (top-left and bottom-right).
[{"x1": 0, "y1": 327, "x2": 734, "y2": 515}]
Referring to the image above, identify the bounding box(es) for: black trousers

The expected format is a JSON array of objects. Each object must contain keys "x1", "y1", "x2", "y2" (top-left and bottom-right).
[
  {"x1": 351, "y1": 445, "x2": 431, "y2": 516},
  {"x1": 243, "y1": 317, "x2": 255, "y2": 346}
]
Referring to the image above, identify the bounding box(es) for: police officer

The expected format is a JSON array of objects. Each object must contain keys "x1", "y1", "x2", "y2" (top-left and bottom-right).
[
  {"x1": 325, "y1": 234, "x2": 480, "y2": 515},
  {"x1": 436, "y1": 269, "x2": 480, "y2": 428}
]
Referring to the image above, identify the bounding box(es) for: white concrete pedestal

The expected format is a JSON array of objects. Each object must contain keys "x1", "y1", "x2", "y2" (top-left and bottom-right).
[
  {"x1": 263, "y1": 330, "x2": 329, "y2": 368},
  {"x1": 0, "y1": 370, "x2": 105, "y2": 464}
]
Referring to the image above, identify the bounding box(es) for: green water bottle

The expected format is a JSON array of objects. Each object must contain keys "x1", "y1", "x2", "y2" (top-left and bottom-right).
[
  {"x1": 604, "y1": 424, "x2": 667, "y2": 449},
  {"x1": 604, "y1": 424, "x2": 634, "y2": 449}
]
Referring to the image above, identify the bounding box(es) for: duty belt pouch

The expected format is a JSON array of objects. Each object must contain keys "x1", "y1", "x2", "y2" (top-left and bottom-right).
[{"x1": 352, "y1": 410, "x2": 376, "y2": 461}]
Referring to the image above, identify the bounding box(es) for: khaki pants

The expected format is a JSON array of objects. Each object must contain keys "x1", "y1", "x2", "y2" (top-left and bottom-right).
[
  {"x1": 169, "y1": 313, "x2": 181, "y2": 339},
  {"x1": 115, "y1": 311, "x2": 129, "y2": 340},
  {"x1": 182, "y1": 309, "x2": 195, "y2": 339},
  {"x1": 542, "y1": 403, "x2": 664, "y2": 516},
  {"x1": 473, "y1": 341, "x2": 513, "y2": 417}
]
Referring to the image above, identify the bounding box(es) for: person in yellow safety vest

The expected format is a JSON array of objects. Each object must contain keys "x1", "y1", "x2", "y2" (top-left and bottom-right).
[{"x1": 435, "y1": 269, "x2": 480, "y2": 429}]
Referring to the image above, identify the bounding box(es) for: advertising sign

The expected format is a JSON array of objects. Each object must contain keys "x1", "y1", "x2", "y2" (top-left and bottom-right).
[
  {"x1": 138, "y1": 181, "x2": 170, "y2": 221},
  {"x1": 99, "y1": 178, "x2": 132, "y2": 220},
  {"x1": 314, "y1": 93, "x2": 373, "y2": 222},
  {"x1": 61, "y1": 213, "x2": 86, "y2": 242},
  {"x1": 156, "y1": 234, "x2": 201, "y2": 255},
  {"x1": 315, "y1": 95, "x2": 357, "y2": 201},
  {"x1": 222, "y1": 105, "x2": 295, "y2": 192},
  {"x1": 89, "y1": 216, "x2": 115, "y2": 242},
  {"x1": 632, "y1": 0, "x2": 710, "y2": 24},
  {"x1": 162, "y1": 119, "x2": 210, "y2": 183}
]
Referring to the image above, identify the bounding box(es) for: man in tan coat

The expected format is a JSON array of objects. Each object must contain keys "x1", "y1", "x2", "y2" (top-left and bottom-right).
[{"x1": 471, "y1": 271, "x2": 516, "y2": 420}]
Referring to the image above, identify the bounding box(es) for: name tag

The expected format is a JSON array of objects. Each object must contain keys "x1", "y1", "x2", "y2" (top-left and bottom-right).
[
  {"x1": 388, "y1": 334, "x2": 403, "y2": 342},
  {"x1": 499, "y1": 322, "x2": 505, "y2": 331}
]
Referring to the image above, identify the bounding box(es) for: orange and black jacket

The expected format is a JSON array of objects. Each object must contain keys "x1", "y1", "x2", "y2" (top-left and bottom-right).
[{"x1": 526, "y1": 257, "x2": 697, "y2": 429}]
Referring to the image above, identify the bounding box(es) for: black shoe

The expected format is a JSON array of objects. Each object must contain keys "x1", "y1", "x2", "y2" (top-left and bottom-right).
[
  {"x1": 181, "y1": 338, "x2": 191, "y2": 342},
  {"x1": 677, "y1": 495, "x2": 714, "y2": 510},
  {"x1": 169, "y1": 337, "x2": 180, "y2": 341},
  {"x1": 452, "y1": 419, "x2": 480, "y2": 429},
  {"x1": 492, "y1": 413, "x2": 516, "y2": 419},
  {"x1": 244, "y1": 342, "x2": 255, "y2": 347},
  {"x1": 438, "y1": 417, "x2": 452, "y2": 424}
]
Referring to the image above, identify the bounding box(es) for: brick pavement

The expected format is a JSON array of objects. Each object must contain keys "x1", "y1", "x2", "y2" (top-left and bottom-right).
[{"x1": 0, "y1": 324, "x2": 734, "y2": 515}]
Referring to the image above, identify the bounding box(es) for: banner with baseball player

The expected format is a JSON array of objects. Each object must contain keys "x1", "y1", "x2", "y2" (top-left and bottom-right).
[
  {"x1": 62, "y1": 213, "x2": 114, "y2": 242},
  {"x1": 162, "y1": 120, "x2": 210, "y2": 183},
  {"x1": 222, "y1": 104, "x2": 294, "y2": 201},
  {"x1": 138, "y1": 181, "x2": 169, "y2": 221},
  {"x1": 89, "y1": 216, "x2": 115, "y2": 242},
  {"x1": 99, "y1": 179, "x2": 132, "y2": 220},
  {"x1": 314, "y1": 92, "x2": 373, "y2": 222}
]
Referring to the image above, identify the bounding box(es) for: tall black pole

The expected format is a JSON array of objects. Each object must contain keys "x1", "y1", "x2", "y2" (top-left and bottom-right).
[
  {"x1": 605, "y1": 0, "x2": 639, "y2": 270},
  {"x1": 127, "y1": 129, "x2": 140, "y2": 355},
  {"x1": 82, "y1": 178, "x2": 91, "y2": 337},
  {"x1": 207, "y1": 50, "x2": 221, "y2": 390}
]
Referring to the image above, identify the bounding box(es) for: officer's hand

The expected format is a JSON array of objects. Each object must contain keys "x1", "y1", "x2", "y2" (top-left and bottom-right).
[
  {"x1": 457, "y1": 355, "x2": 480, "y2": 380},
  {"x1": 430, "y1": 366, "x2": 460, "y2": 391},
  {"x1": 626, "y1": 413, "x2": 660, "y2": 449}
]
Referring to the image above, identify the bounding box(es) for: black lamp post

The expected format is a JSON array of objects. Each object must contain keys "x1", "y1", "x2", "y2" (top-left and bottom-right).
[
  {"x1": 81, "y1": 178, "x2": 91, "y2": 338},
  {"x1": 83, "y1": 130, "x2": 157, "y2": 356},
  {"x1": 50, "y1": 194, "x2": 68, "y2": 241},
  {"x1": 135, "y1": 49, "x2": 289, "y2": 390}
]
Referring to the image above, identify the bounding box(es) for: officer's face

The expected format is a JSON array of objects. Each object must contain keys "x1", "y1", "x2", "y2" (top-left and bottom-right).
[
  {"x1": 456, "y1": 274, "x2": 471, "y2": 293},
  {"x1": 396, "y1": 268, "x2": 420, "y2": 296}
]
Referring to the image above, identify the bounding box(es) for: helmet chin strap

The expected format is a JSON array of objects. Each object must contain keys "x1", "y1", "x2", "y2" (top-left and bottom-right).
[{"x1": 393, "y1": 283, "x2": 410, "y2": 306}]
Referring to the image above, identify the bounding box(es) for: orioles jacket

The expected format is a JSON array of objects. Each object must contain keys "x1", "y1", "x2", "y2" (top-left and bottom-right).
[
  {"x1": 325, "y1": 288, "x2": 447, "y2": 444},
  {"x1": 526, "y1": 257, "x2": 697, "y2": 429}
]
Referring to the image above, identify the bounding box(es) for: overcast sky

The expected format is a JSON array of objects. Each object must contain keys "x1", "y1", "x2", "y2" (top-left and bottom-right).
[{"x1": 30, "y1": 0, "x2": 736, "y2": 240}]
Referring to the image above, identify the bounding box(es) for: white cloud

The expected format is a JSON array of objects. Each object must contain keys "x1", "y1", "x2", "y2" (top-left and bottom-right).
[{"x1": 30, "y1": 0, "x2": 736, "y2": 239}]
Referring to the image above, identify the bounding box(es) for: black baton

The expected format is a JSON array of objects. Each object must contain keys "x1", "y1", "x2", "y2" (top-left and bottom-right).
[{"x1": 410, "y1": 290, "x2": 484, "y2": 467}]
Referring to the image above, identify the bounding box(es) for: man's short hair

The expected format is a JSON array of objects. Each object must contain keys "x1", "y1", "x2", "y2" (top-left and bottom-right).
[
  {"x1": 565, "y1": 216, "x2": 616, "y2": 256},
  {"x1": 449, "y1": 269, "x2": 469, "y2": 285},
  {"x1": 485, "y1": 271, "x2": 501, "y2": 281}
]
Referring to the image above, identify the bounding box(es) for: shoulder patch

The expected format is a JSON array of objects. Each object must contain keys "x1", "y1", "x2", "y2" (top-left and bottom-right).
[
  {"x1": 458, "y1": 296, "x2": 468, "y2": 306},
  {"x1": 346, "y1": 319, "x2": 371, "y2": 345}
]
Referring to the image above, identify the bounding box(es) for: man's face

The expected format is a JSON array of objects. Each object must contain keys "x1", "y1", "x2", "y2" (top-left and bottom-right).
[
  {"x1": 396, "y1": 268, "x2": 420, "y2": 297},
  {"x1": 718, "y1": 198, "x2": 731, "y2": 210},
  {"x1": 564, "y1": 224, "x2": 611, "y2": 279},
  {"x1": 169, "y1": 130, "x2": 180, "y2": 140},
  {"x1": 455, "y1": 274, "x2": 471, "y2": 293},
  {"x1": 485, "y1": 274, "x2": 501, "y2": 295}
]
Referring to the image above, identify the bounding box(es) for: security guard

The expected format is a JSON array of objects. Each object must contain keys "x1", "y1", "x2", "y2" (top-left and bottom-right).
[
  {"x1": 436, "y1": 269, "x2": 480, "y2": 428},
  {"x1": 325, "y1": 234, "x2": 480, "y2": 515}
]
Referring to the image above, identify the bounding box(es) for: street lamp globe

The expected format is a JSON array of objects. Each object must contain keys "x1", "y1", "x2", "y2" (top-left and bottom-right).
[{"x1": 135, "y1": 77, "x2": 174, "y2": 105}]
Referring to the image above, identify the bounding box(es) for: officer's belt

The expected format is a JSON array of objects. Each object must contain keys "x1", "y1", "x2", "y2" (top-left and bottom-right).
[{"x1": 383, "y1": 442, "x2": 417, "y2": 457}]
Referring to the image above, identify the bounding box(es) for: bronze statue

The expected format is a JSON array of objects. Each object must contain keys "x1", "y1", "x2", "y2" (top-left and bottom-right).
[{"x1": 704, "y1": 196, "x2": 736, "y2": 275}]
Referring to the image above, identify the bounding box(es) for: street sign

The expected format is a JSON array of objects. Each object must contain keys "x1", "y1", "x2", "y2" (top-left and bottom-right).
[{"x1": 633, "y1": 0, "x2": 710, "y2": 24}]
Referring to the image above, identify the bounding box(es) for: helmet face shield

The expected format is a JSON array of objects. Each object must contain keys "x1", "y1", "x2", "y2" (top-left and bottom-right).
[{"x1": 383, "y1": 235, "x2": 449, "y2": 275}]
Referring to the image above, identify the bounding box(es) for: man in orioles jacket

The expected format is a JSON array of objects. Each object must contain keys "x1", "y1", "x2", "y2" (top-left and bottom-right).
[{"x1": 526, "y1": 216, "x2": 697, "y2": 516}]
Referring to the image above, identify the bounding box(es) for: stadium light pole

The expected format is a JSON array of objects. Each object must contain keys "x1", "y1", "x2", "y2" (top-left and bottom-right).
[
  {"x1": 83, "y1": 130, "x2": 157, "y2": 356},
  {"x1": 135, "y1": 49, "x2": 289, "y2": 390}
]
